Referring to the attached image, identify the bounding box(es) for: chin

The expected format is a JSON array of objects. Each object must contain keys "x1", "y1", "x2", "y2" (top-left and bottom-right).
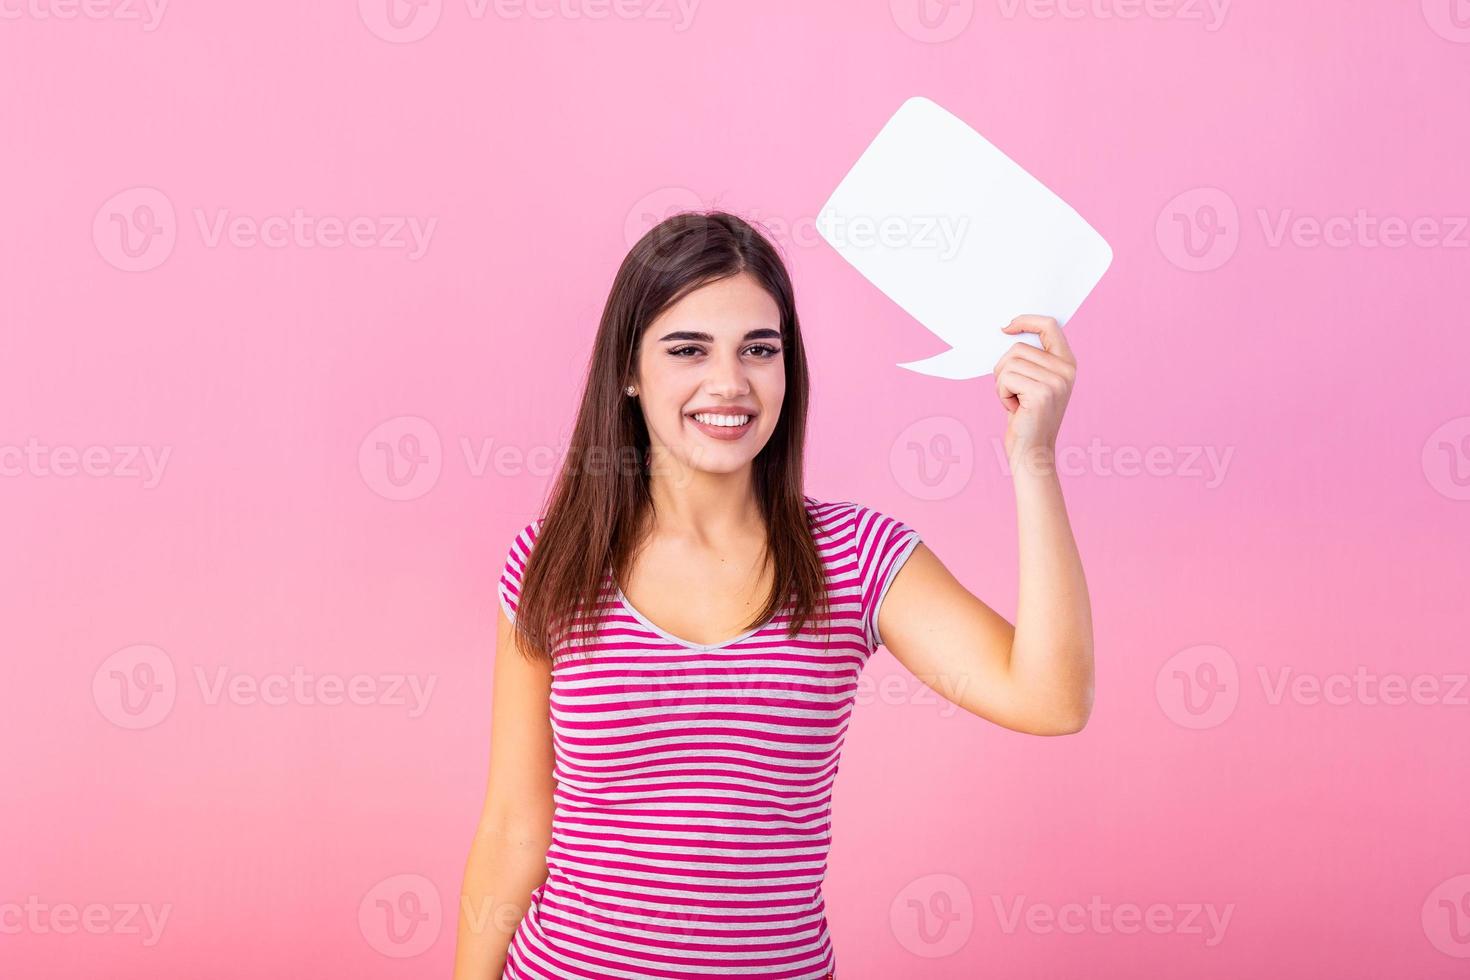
[
  {"x1": 677, "y1": 435, "x2": 770, "y2": 474},
  {"x1": 680, "y1": 450, "x2": 757, "y2": 475}
]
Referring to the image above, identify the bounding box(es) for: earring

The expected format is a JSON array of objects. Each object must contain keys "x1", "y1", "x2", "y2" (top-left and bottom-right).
[{"x1": 625, "y1": 386, "x2": 636, "y2": 396}]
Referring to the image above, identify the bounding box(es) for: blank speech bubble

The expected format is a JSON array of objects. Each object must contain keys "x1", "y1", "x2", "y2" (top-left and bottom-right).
[{"x1": 817, "y1": 96, "x2": 1113, "y2": 380}]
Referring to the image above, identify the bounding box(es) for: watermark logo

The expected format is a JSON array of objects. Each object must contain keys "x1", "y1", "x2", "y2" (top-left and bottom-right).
[
  {"x1": 1422, "y1": 416, "x2": 1470, "y2": 501},
  {"x1": 1156, "y1": 187, "x2": 1239, "y2": 272},
  {"x1": 360, "y1": 416, "x2": 443, "y2": 501},
  {"x1": 93, "y1": 644, "x2": 177, "y2": 730},
  {"x1": 1156, "y1": 644, "x2": 1239, "y2": 729},
  {"x1": 359, "y1": 873, "x2": 441, "y2": 957},
  {"x1": 94, "y1": 187, "x2": 177, "y2": 272},
  {"x1": 1422, "y1": 0, "x2": 1470, "y2": 43},
  {"x1": 891, "y1": 415, "x2": 975, "y2": 502},
  {"x1": 1423, "y1": 874, "x2": 1470, "y2": 957},
  {"x1": 890, "y1": 872, "x2": 974, "y2": 957},
  {"x1": 891, "y1": 0, "x2": 975, "y2": 42},
  {"x1": 359, "y1": 0, "x2": 443, "y2": 42},
  {"x1": 624, "y1": 186, "x2": 712, "y2": 273}
]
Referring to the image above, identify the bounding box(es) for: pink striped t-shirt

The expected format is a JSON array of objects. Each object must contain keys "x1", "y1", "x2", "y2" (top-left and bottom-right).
[{"x1": 495, "y1": 495, "x2": 922, "y2": 980}]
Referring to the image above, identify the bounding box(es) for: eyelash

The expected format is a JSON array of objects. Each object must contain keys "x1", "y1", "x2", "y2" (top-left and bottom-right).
[{"x1": 668, "y1": 344, "x2": 781, "y2": 359}]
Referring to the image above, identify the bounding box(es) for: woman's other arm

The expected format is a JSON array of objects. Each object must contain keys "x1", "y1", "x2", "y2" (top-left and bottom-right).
[{"x1": 452, "y1": 609, "x2": 555, "y2": 979}]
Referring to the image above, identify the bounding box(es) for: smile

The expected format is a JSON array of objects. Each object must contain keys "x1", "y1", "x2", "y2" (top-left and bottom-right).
[{"x1": 686, "y1": 412, "x2": 756, "y2": 441}]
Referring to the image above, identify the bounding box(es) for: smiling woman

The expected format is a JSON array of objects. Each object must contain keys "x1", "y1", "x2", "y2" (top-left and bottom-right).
[{"x1": 453, "y1": 211, "x2": 1095, "y2": 980}]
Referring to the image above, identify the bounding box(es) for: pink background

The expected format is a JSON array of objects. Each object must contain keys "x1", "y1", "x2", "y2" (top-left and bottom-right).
[{"x1": 3, "y1": 1, "x2": 1468, "y2": 976}]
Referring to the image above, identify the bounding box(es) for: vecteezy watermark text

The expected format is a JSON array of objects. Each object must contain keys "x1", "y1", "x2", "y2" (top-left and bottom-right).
[
  {"x1": 93, "y1": 644, "x2": 439, "y2": 729},
  {"x1": 622, "y1": 187, "x2": 971, "y2": 261},
  {"x1": 0, "y1": 0, "x2": 168, "y2": 30},
  {"x1": 0, "y1": 439, "x2": 171, "y2": 488},
  {"x1": 990, "y1": 894, "x2": 1235, "y2": 946},
  {"x1": 0, "y1": 897, "x2": 171, "y2": 946},
  {"x1": 995, "y1": 0, "x2": 1229, "y2": 31},
  {"x1": 1157, "y1": 187, "x2": 1470, "y2": 271},
  {"x1": 991, "y1": 437, "x2": 1235, "y2": 488},
  {"x1": 1157, "y1": 644, "x2": 1470, "y2": 729},
  {"x1": 193, "y1": 665, "x2": 437, "y2": 717},
  {"x1": 93, "y1": 187, "x2": 437, "y2": 272},
  {"x1": 193, "y1": 208, "x2": 436, "y2": 259},
  {"x1": 358, "y1": 0, "x2": 700, "y2": 43}
]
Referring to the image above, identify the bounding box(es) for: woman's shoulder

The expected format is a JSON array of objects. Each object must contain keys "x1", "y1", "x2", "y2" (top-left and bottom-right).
[
  {"x1": 498, "y1": 515, "x2": 547, "y2": 624},
  {"x1": 802, "y1": 494, "x2": 912, "y2": 531},
  {"x1": 502, "y1": 514, "x2": 546, "y2": 566}
]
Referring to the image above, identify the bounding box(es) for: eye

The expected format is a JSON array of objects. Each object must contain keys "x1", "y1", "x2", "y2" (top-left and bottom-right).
[{"x1": 666, "y1": 344, "x2": 782, "y2": 359}]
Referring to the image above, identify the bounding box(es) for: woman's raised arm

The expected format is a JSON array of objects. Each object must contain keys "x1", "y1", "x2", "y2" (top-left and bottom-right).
[{"x1": 875, "y1": 315, "x2": 1095, "y2": 736}]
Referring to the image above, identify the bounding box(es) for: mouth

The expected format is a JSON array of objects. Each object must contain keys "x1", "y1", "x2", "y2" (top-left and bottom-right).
[{"x1": 685, "y1": 410, "x2": 757, "y2": 441}]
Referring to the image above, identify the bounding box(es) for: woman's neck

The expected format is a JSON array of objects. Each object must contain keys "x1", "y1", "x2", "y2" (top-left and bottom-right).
[{"x1": 644, "y1": 463, "x2": 763, "y2": 548}]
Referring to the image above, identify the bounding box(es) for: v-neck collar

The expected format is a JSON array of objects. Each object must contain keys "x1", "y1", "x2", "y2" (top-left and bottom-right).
[{"x1": 614, "y1": 584, "x2": 777, "y2": 652}]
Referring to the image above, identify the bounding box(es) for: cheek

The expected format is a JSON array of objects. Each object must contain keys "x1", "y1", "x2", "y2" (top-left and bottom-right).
[
  {"x1": 761, "y1": 374, "x2": 786, "y2": 415},
  {"x1": 636, "y1": 363, "x2": 682, "y2": 412},
  {"x1": 647, "y1": 390, "x2": 692, "y2": 436}
]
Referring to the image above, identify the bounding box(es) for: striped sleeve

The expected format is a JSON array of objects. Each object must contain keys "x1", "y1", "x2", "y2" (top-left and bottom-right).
[
  {"x1": 857, "y1": 505, "x2": 923, "y2": 652},
  {"x1": 497, "y1": 519, "x2": 541, "y2": 626}
]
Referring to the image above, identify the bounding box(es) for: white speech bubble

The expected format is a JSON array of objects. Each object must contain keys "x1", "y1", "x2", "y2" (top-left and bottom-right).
[{"x1": 817, "y1": 96, "x2": 1113, "y2": 380}]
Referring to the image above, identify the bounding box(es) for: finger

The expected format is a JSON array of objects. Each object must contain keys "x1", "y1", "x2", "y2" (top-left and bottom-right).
[
  {"x1": 993, "y1": 348, "x2": 1052, "y2": 387},
  {"x1": 1001, "y1": 315, "x2": 1074, "y2": 362},
  {"x1": 1002, "y1": 341, "x2": 1076, "y2": 383},
  {"x1": 995, "y1": 364, "x2": 1049, "y2": 413},
  {"x1": 993, "y1": 343, "x2": 1069, "y2": 388}
]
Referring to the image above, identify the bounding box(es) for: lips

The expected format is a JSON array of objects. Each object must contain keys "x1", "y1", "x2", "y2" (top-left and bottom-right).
[{"x1": 686, "y1": 412, "x2": 756, "y2": 442}]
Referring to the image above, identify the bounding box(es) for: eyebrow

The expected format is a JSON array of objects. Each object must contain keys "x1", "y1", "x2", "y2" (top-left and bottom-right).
[{"x1": 656, "y1": 328, "x2": 783, "y2": 343}]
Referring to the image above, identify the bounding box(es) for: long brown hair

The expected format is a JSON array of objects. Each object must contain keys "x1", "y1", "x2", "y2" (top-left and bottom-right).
[{"x1": 508, "y1": 210, "x2": 831, "y2": 662}]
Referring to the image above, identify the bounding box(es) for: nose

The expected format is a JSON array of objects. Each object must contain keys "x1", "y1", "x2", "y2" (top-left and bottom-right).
[{"x1": 702, "y1": 347, "x2": 751, "y2": 398}]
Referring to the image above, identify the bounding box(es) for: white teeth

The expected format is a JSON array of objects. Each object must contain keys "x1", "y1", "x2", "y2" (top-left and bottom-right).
[{"x1": 691, "y1": 413, "x2": 751, "y2": 427}]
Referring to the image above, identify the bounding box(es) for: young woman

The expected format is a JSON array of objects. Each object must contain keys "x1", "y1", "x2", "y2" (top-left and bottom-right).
[{"x1": 453, "y1": 211, "x2": 1094, "y2": 980}]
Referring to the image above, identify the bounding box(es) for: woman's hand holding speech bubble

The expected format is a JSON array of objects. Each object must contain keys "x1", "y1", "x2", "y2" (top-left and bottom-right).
[{"x1": 994, "y1": 314, "x2": 1076, "y2": 464}]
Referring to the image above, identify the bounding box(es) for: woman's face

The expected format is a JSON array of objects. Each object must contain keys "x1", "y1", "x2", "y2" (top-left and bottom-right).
[{"x1": 632, "y1": 271, "x2": 786, "y2": 477}]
